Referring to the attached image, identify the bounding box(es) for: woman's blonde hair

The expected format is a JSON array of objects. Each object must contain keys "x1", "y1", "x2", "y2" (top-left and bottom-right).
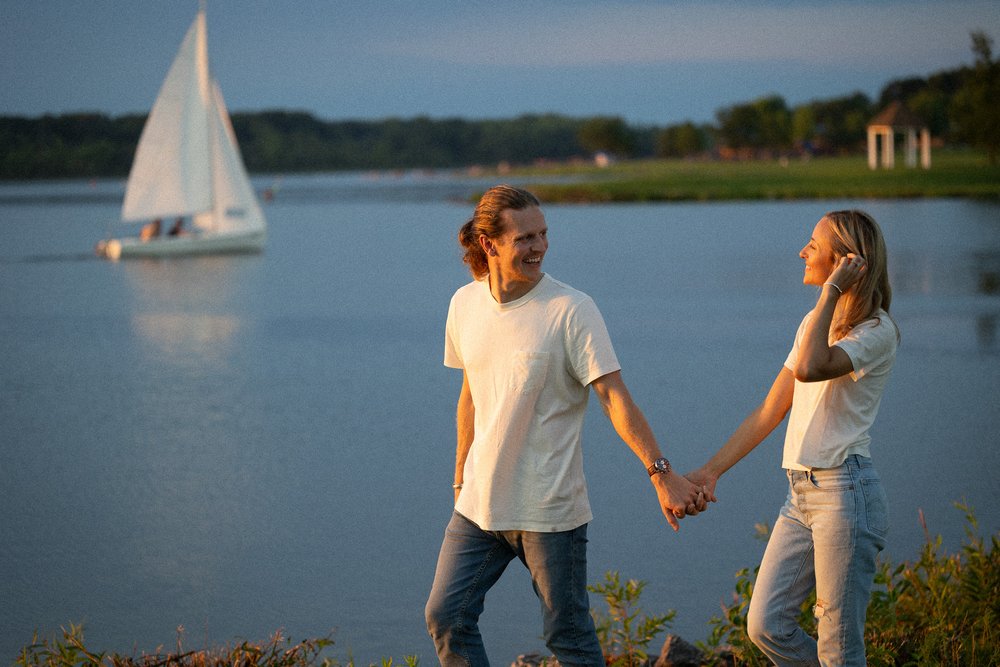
[
  {"x1": 458, "y1": 185, "x2": 540, "y2": 279},
  {"x1": 823, "y1": 209, "x2": 898, "y2": 340}
]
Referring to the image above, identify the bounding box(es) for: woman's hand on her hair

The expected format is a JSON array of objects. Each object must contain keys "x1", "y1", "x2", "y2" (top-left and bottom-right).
[{"x1": 827, "y1": 253, "x2": 867, "y2": 293}]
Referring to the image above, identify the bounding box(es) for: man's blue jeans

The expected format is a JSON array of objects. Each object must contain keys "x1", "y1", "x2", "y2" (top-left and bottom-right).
[
  {"x1": 425, "y1": 511, "x2": 603, "y2": 667},
  {"x1": 747, "y1": 454, "x2": 889, "y2": 666}
]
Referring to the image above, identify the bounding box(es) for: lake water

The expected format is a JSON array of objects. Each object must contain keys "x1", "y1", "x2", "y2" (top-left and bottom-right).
[{"x1": 1, "y1": 173, "x2": 998, "y2": 664}]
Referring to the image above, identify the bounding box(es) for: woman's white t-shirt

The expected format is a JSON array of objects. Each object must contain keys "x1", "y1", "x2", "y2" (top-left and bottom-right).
[{"x1": 782, "y1": 309, "x2": 898, "y2": 470}]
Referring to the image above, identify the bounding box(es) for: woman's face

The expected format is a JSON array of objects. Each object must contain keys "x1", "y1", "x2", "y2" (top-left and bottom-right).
[{"x1": 799, "y1": 217, "x2": 838, "y2": 286}]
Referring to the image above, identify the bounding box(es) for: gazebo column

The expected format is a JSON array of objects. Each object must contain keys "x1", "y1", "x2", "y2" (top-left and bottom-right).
[
  {"x1": 868, "y1": 127, "x2": 879, "y2": 170},
  {"x1": 905, "y1": 128, "x2": 918, "y2": 168},
  {"x1": 882, "y1": 130, "x2": 894, "y2": 169},
  {"x1": 921, "y1": 128, "x2": 931, "y2": 169}
]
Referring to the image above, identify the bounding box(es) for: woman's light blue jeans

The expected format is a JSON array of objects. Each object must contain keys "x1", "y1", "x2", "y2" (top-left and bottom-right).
[
  {"x1": 425, "y1": 511, "x2": 603, "y2": 667},
  {"x1": 747, "y1": 455, "x2": 888, "y2": 667}
]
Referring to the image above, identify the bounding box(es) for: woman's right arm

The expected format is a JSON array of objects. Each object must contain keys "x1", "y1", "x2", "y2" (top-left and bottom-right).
[{"x1": 686, "y1": 366, "x2": 794, "y2": 501}]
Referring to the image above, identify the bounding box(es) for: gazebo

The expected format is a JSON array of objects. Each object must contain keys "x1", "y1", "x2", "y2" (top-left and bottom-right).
[{"x1": 867, "y1": 101, "x2": 931, "y2": 169}]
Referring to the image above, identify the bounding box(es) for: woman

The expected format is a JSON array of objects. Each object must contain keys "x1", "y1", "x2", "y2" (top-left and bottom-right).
[{"x1": 688, "y1": 209, "x2": 899, "y2": 666}]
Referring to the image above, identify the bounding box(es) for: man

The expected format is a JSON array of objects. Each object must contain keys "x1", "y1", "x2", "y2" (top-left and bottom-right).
[{"x1": 425, "y1": 185, "x2": 705, "y2": 666}]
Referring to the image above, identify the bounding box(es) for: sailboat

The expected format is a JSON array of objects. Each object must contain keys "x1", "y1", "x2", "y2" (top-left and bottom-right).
[{"x1": 97, "y1": 6, "x2": 266, "y2": 259}]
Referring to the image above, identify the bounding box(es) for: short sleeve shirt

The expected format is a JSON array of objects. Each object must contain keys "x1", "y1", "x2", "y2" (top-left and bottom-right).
[
  {"x1": 444, "y1": 274, "x2": 621, "y2": 531},
  {"x1": 782, "y1": 309, "x2": 898, "y2": 470}
]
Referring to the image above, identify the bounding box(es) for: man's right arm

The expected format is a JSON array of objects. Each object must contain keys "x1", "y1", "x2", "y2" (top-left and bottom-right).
[
  {"x1": 454, "y1": 370, "x2": 474, "y2": 503},
  {"x1": 590, "y1": 370, "x2": 704, "y2": 531}
]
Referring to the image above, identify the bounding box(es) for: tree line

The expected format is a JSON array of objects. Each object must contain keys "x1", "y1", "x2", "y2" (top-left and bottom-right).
[{"x1": 1, "y1": 31, "x2": 996, "y2": 179}]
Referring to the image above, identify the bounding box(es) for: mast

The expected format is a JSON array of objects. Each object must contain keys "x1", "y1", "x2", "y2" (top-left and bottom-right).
[{"x1": 195, "y1": 2, "x2": 216, "y2": 232}]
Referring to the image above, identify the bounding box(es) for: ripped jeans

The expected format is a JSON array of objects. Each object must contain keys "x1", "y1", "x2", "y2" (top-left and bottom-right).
[{"x1": 747, "y1": 455, "x2": 888, "y2": 667}]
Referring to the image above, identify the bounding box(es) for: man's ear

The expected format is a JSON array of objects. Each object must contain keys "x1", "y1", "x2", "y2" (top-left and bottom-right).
[{"x1": 479, "y1": 235, "x2": 496, "y2": 257}]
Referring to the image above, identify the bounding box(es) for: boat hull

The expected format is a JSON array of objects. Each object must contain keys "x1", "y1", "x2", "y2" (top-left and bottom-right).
[{"x1": 96, "y1": 230, "x2": 265, "y2": 260}]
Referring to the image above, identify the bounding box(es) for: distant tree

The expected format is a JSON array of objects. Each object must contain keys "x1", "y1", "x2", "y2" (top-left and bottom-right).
[
  {"x1": 716, "y1": 95, "x2": 791, "y2": 151},
  {"x1": 877, "y1": 77, "x2": 929, "y2": 109},
  {"x1": 655, "y1": 121, "x2": 707, "y2": 157},
  {"x1": 907, "y1": 87, "x2": 950, "y2": 137},
  {"x1": 578, "y1": 116, "x2": 636, "y2": 157},
  {"x1": 791, "y1": 105, "x2": 817, "y2": 148},
  {"x1": 951, "y1": 31, "x2": 1000, "y2": 163},
  {"x1": 808, "y1": 92, "x2": 872, "y2": 154}
]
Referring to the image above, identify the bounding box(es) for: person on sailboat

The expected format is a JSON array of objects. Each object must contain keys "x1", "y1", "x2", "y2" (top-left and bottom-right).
[
  {"x1": 168, "y1": 217, "x2": 186, "y2": 236},
  {"x1": 139, "y1": 218, "x2": 161, "y2": 241},
  {"x1": 425, "y1": 185, "x2": 708, "y2": 666}
]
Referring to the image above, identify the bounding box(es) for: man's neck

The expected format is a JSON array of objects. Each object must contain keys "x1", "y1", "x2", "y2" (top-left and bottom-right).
[{"x1": 489, "y1": 273, "x2": 543, "y2": 304}]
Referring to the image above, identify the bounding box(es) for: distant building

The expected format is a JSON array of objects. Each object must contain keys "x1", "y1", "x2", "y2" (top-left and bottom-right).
[{"x1": 867, "y1": 101, "x2": 931, "y2": 170}]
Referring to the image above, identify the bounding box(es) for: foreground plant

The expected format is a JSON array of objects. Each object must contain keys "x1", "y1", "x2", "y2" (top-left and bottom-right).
[
  {"x1": 588, "y1": 570, "x2": 675, "y2": 667},
  {"x1": 13, "y1": 626, "x2": 417, "y2": 667}
]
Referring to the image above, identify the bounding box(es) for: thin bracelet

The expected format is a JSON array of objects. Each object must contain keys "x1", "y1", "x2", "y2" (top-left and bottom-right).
[
  {"x1": 452, "y1": 483, "x2": 463, "y2": 489},
  {"x1": 823, "y1": 281, "x2": 843, "y2": 294}
]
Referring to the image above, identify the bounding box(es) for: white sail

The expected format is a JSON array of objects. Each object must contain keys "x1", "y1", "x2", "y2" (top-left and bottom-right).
[
  {"x1": 198, "y1": 81, "x2": 266, "y2": 236},
  {"x1": 122, "y1": 11, "x2": 212, "y2": 222}
]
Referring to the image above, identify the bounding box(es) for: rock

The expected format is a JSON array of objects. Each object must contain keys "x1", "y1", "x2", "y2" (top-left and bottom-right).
[
  {"x1": 510, "y1": 652, "x2": 559, "y2": 667},
  {"x1": 654, "y1": 634, "x2": 705, "y2": 667}
]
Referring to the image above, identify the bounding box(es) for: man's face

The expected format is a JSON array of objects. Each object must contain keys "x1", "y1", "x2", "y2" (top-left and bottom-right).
[{"x1": 492, "y1": 206, "x2": 548, "y2": 288}]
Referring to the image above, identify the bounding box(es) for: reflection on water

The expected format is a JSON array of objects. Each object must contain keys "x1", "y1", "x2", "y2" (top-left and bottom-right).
[
  {"x1": 972, "y1": 251, "x2": 1000, "y2": 353},
  {"x1": 880, "y1": 205, "x2": 1000, "y2": 354},
  {"x1": 131, "y1": 313, "x2": 242, "y2": 364},
  {"x1": 122, "y1": 256, "x2": 254, "y2": 364},
  {"x1": 105, "y1": 257, "x2": 270, "y2": 623},
  {"x1": 975, "y1": 251, "x2": 1000, "y2": 296},
  {"x1": 123, "y1": 255, "x2": 248, "y2": 305},
  {"x1": 978, "y1": 314, "x2": 998, "y2": 350}
]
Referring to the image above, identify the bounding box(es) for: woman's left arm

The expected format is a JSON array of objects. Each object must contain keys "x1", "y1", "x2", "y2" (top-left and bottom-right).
[{"x1": 795, "y1": 254, "x2": 866, "y2": 382}]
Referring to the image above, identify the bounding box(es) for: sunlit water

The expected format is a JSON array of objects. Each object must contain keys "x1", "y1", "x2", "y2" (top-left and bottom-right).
[{"x1": 1, "y1": 174, "x2": 998, "y2": 663}]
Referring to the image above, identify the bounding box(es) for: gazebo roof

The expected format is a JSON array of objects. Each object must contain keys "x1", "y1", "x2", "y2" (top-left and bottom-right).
[{"x1": 868, "y1": 100, "x2": 927, "y2": 129}]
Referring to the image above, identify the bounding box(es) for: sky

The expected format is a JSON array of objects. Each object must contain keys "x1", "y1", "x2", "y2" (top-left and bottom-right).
[{"x1": 2, "y1": 0, "x2": 998, "y2": 126}]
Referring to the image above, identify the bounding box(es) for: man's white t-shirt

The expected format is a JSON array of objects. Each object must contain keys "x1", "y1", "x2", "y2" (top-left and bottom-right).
[
  {"x1": 444, "y1": 274, "x2": 621, "y2": 532},
  {"x1": 782, "y1": 309, "x2": 898, "y2": 470}
]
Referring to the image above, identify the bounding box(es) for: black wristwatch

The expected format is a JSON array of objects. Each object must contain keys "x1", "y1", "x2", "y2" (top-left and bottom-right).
[{"x1": 647, "y1": 457, "x2": 671, "y2": 477}]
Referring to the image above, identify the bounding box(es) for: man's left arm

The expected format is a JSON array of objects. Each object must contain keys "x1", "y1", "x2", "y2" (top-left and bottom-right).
[{"x1": 590, "y1": 370, "x2": 706, "y2": 532}]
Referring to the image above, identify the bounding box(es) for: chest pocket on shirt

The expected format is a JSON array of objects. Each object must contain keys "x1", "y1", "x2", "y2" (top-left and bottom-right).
[{"x1": 510, "y1": 351, "x2": 551, "y2": 392}]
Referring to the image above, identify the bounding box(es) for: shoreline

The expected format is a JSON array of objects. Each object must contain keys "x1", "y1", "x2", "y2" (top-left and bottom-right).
[{"x1": 499, "y1": 151, "x2": 1000, "y2": 203}]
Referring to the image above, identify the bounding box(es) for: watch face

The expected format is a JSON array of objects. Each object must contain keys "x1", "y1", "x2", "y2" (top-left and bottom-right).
[{"x1": 648, "y1": 458, "x2": 670, "y2": 476}]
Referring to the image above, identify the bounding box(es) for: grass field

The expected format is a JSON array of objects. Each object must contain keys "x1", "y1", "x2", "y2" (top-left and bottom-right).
[{"x1": 507, "y1": 150, "x2": 1000, "y2": 203}]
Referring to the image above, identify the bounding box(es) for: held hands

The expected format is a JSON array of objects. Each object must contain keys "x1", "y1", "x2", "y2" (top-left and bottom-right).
[
  {"x1": 652, "y1": 471, "x2": 710, "y2": 532},
  {"x1": 825, "y1": 253, "x2": 867, "y2": 295},
  {"x1": 684, "y1": 467, "x2": 719, "y2": 505}
]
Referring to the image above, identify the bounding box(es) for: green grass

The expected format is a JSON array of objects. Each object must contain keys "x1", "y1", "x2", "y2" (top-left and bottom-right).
[{"x1": 504, "y1": 151, "x2": 1000, "y2": 202}]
